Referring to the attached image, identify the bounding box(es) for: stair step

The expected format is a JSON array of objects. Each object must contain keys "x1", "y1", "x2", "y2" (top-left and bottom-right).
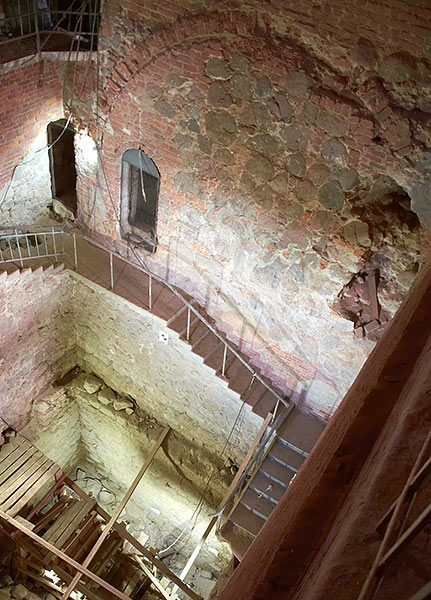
[
  {"x1": 278, "y1": 408, "x2": 326, "y2": 453},
  {"x1": 242, "y1": 487, "x2": 277, "y2": 519},
  {"x1": 230, "y1": 502, "x2": 265, "y2": 537},
  {"x1": 203, "y1": 340, "x2": 225, "y2": 370},
  {"x1": 260, "y1": 456, "x2": 296, "y2": 486},
  {"x1": 179, "y1": 315, "x2": 201, "y2": 340},
  {"x1": 253, "y1": 391, "x2": 278, "y2": 418},
  {"x1": 150, "y1": 286, "x2": 184, "y2": 320},
  {"x1": 244, "y1": 381, "x2": 268, "y2": 408},
  {"x1": 252, "y1": 471, "x2": 287, "y2": 503},
  {"x1": 226, "y1": 359, "x2": 255, "y2": 396},
  {"x1": 270, "y1": 439, "x2": 306, "y2": 472},
  {"x1": 219, "y1": 520, "x2": 253, "y2": 560}
]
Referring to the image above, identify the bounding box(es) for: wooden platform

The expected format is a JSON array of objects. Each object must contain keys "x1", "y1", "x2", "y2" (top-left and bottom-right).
[{"x1": 0, "y1": 433, "x2": 202, "y2": 600}]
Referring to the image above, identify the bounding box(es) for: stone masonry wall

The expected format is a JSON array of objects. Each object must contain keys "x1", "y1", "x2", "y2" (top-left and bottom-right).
[
  {"x1": 0, "y1": 265, "x2": 76, "y2": 429},
  {"x1": 71, "y1": 273, "x2": 262, "y2": 464},
  {"x1": 63, "y1": 1, "x2": 428, "y2": 417},
  {"x1": 1, "y1": 2, "x2": 429, "y2": 417},
  {"x1": 0, "y1": 60, "x2": 63, "y2": 225}
]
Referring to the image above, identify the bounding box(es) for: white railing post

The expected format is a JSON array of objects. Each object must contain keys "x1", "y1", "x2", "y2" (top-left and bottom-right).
[
  {"x1": 186, "y1": 307, "x2": 191, "y2": 341},
  {"x1": 221, "y1": 343, "x2": 228, "y2": 377},
  {"x1": 110, "y1": 251, "x2": 114, "y2": 289},
  {"x1": 52, "y1": 226, "x2": 58, "y2": 262},
  {"x1": 14, "y1": 229, "x2": 24, "y2": 268},
  {"x1": 73, "y1": 232, "x2": 78, "y2": 270},
  {"x1": 149, "y1": 274, "x2": 152, "y2": 309}
]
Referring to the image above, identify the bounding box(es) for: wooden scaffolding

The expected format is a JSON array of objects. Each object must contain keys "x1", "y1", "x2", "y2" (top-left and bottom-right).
[{"x1": 0, "y1": 429, "x2": 201, "y2": 600}]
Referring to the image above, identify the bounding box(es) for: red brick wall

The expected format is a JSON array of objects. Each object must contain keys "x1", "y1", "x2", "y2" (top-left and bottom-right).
[
  {"x1": 0, "y1": 266, "x2": 75, "y2": 429},
  {"x1": 0, "y1": 60, "x2": 63, "y2": 223},
  {"x1": 61, "y1": 1, "x2": 430, "y2": 416}
]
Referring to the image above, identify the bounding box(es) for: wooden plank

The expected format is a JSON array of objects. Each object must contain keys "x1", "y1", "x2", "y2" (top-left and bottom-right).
[
  {"x1": 53, "y1": 500, "x2": 96, "y2": 549},
  {"x1": 54, "y1": 564, "x2": 107, "y2": 600},
  {"x1": 134, "y1": 555, "x2": 172, "y2": 600},
  {"x1": 33, "y1": 497, "x2": 70, "y2": 534},
  {"x1": 44, "y1": 500, "x2": 81, "y2": 544},
  {"x1": 4, "y1": 463, "x2": 59, "y2": 516},
  {"x1": 26, "y1": 471, "x2": 68, "y2": 520},
  {"x1": 0, "y1": 455, "x2": 49, "y2": 504},
  {"x1": 0, "y1": 437, "x2": 29, "y2": 462},
  {"x1": 60, "y1": 426, "x2": 171, "y2": 600},
  {"x1": 65, "y1": 478, "x2": 203, "y2": 600},
  {"x1": 62, "y1": 514, "x2": 98, "y2": 557},
  {"x1": 0, "y1": 444, "x2": 34, "y2": 478},
  {"x1": 0, "y1": 509, "x2": 133, "y2": 600},
  {"x1": 0, "y1": 447, "x2": 39, "y2": 487},
  {"x1": 380, "y1": 502, "x2": 431, "y2": 571}
]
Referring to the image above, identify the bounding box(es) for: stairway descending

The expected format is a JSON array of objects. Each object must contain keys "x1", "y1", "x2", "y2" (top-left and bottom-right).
[{"x1": 220, "y1": 409, "x2": 325, "y2": 559}]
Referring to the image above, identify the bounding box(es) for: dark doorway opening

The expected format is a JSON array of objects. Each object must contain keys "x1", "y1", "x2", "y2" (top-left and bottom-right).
[
  {"x1": 120, "y1": 149, "x2": 160, "y2": 253},
  {"x1": 47, "y1": 119, "x2": 77, "y2": 215}
]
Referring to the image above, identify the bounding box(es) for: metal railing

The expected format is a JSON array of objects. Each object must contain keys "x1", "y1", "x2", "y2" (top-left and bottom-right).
[
  {"x1": 0, "y1": 226, "x2": 289, "y2": 413},
  {"x1": 0, "y1": 226, "x2": 64, "y2": 267},
  {"x1": 0, "y1": 1, "x2": 100, "y2": 54}
]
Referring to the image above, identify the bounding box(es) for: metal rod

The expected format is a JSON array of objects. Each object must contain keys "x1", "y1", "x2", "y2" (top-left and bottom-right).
[
  {"x1": 110, "y1": 251, "x2": 114, "y2": 289},
  {"x1": 359, "y1": 431, "x2": 431, "y2": 600},
  {"x1": 15, "y1": 230, "x2": 24, "y2": 268},
  {"x1": 186, "y1": 307, "x2": 191, "y2": 341},
  {"x1": 73, "y1": 232, "x2": 78, "y2": 270},
  {"x1": 221, "y1": 343, "x2": 228, "y2": 377},
  {"x1": 149, "y1": 274, "x2": 152, "y2": 309},
  {"x1": 33, "y1": 0, "x2": 40, "y2": 57},
  {"x1": 43, "y1": 233, "x2": 48, "y2": 255},
  {"x1": 25, "y1": 235, "x2": 31, "y2": 259},
  {"x1": 52, "y1": 227, "x2": 58, "y2": 261},
  {"x1": 60, "y1": 427, "x2": 171, "y2": 600},
  {"x1": 18, "y1": 0, "x2": 24, "y2": 35}
]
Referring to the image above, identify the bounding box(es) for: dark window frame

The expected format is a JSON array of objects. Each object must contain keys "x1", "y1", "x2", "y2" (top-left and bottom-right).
[
  {"x1": 120, "y1": 149, "x2": 160, "y2": 254},
  {"x1": 47, "y1": 118, "x2": 77, "y2": 217}
]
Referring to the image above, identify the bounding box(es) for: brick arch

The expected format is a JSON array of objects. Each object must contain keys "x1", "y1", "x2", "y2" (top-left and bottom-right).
[{"x1": 99, "y1": 8, "x2": 340, "y2": 124}]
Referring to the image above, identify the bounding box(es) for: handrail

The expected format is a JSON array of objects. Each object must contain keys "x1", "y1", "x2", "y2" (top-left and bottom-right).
[
  {"x1": 67, "y1": 228, "x2": 290, "y2": 411},
  {"x1": 0, "y1": 226, "x2": 290, "y2": 411}
]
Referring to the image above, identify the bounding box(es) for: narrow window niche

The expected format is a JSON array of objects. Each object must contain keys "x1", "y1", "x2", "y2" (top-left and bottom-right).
[
  {"x1": 47, "y1": 119, "x2": 77, "y2": 218},
  {"x1": 120, "y1": 149, "x2": 160, "y2": 253}
]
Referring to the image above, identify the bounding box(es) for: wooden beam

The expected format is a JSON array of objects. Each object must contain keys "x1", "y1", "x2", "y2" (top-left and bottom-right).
[
  {"x1": 172, "y1": 413, "x2": 272, "y2": 593},
  {"x1": 64, "y1": 479, "x2": 203, "y2": 600},
  {"x1": 134, "y1": 555, "x2": 172, "y2": 600},
  {"x1": 0, "y1": 509, "x2": 133, "y2": 600},
  {"x1": 60, "y1": 426, "x2": 170, "y2": 600}
]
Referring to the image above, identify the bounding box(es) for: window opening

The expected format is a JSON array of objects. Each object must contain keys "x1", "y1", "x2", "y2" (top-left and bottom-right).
[
  {"x1": 47, "y1": 118, "x2": 77, "y2": 216},
  {"x1": 120, "y1": 149, "x2": 160, "y2": 253}
]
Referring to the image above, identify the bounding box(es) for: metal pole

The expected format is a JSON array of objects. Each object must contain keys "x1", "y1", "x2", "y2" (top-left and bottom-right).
[
  {"x1": 32, "y1": 0, "x2": 41, "y2": 57},
  {"x1": 73, "y1": 232, "x2": 78, "y2": 270},
  {"x1": 52, "y1": 226, "x2": 58, "y2": 262},
  {"x1": 15, "y1": 229, "x2": 24, "y2": 268},
  {"x1": 18, "y1": 0, "x2": 24, "y2": 35},
  {"x1": 149, "y1": 274, "x2": 152, "y2": 309},
  {"x1": 186, "y1": 307, "x2": 191, "y2": 341},
  {"x1": 221, "y1": 343, "x2": 228, "y2": 377},
  {"x1": 110, "y1": 251, "x2": 114, "y2": 289}
]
